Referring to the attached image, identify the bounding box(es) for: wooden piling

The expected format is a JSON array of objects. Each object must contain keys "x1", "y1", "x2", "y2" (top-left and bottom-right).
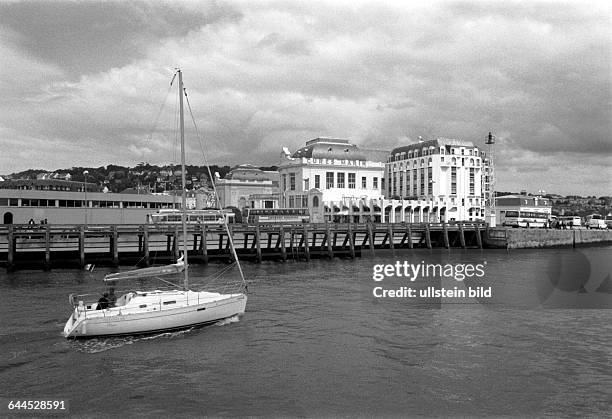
[
  {"x1": 406, "y1": 224, "x2": 413, "y2": 249},
  {"x1": 7, "y1": 225, "x2": 14, "y2": 272},
  {"x1": 112, "y1": 225, "x2": 119, "y2": 266},
  {"x1": 443, "y1": 223, "x2": 450, "y2": 249},
  {"x1": 279, "y1": 226, "x2": 287, "y2": 261},
  {"x1": 201, "y1": 224, "x2": 208, "y2": 264},
  {"x1": 388, "y1": 223, "x2": 395, "y2": 250},
  {"x1": 348, "y1": 224, "x2": 355, "y2": 259},
  {"x1": 255, "y1": 223, "x2": 262, "y2": 263},
  {"x1": 475, "y1": 223, "x2": 483, "y2": 248},
  {"x1": 424, "y1": 223, "x2": 432, "y2": 249},
  {"x1": 79, "y1": 226, "x2": 85, "y2": 268},
  {"x1": 44, "y1": 224, "x2": 51, "y2": 270},
  {"x1": 143, "y1": 224, "x2": 150, "y2": 265},
  {"x1": 459, "y1": 222, "x2": 466, "y2": 248},
  {"x1": 303, "y1": 224, "x2": 310, "y2": 261},
  {"x1": 367, "y1": 222, "x2": 375, "y2": 253},
  {"x1": 325, "y1": 223, "x2": 334, "y2": 258},
  {"x1": 172, "y1": 226, "x2": 180, "y2": 262}
]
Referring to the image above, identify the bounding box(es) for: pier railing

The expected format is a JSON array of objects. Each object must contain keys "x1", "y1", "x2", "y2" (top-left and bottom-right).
[{"x1": 0, "y1": 222, "x2": 486, "y2": 271}]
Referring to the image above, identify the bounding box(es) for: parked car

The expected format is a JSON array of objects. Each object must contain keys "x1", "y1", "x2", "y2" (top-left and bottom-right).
[
  {"x1": 586, "y1": 214, "x2": 607, "y2": 229},
  {"x1": 605, "y1": 215, "x2": 612, "y2": 229}
]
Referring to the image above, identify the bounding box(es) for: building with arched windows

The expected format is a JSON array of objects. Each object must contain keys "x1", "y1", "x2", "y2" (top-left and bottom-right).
[
  {"x1": 381, "y1": 138, "x2": 489, "y2": 222},
  {"x1": 278, "y1": 138, "x2": 388, "y2": 222}
]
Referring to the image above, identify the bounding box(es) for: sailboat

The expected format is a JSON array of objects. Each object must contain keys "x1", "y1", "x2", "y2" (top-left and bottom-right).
[{"x1": 63, "y1": 69, "x2": 247, "y2": 338}]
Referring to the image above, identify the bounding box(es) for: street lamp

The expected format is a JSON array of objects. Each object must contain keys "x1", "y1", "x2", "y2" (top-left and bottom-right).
[{"x1": 83, "y1": 170, "x2": 89, "y2": 226}]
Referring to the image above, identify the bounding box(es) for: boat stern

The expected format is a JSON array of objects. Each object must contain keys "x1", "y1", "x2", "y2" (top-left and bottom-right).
[{"x1": 63, "y1": 307, "x2": 85, "y2": 338}]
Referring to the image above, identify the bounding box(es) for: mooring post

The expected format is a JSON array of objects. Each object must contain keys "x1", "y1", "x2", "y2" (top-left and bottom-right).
[
  {"x1": 112, "y1": 225, "x2": 119, "y2": 266},
  {"x1": 459, "y1": 222, "x2": 466, "y2": 248},
  {"x1": 303, "y1": 224, "x2": 310, "y2": 261},
  {"x1": 443, "y1": 222, "x2": 450, "y2": 248},
  {"x1": 79, "y1": 225, "x2": 85, "y2": 268},
  {"x1": 325, "y1": 223, "x2": 334, "y2": 258},
  {"x1": 44, "y1": 224, "x2": 51, "y2": 270},
  {"x1": 425, "y1": 223, "x2": 432, "y2": 249},
  {"x1": 7, "y1": 225, "x2": 15, "y2": 272},
  {"x1": 255, "y1": 223, "x2": 262, "y2": 263},
  {"x1": 279, "y1": 226, "x2": 287, "y2": 262},
  {"x1": 388, "y1": 223, "x2": 395, "y2": 250}
]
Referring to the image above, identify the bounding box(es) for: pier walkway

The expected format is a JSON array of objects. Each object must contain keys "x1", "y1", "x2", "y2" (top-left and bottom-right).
[{"x1": 0, "y1": 222, "x2": 485, "y2": 271}]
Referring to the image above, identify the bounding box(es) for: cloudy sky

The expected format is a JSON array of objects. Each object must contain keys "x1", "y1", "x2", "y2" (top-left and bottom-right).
[{"x1": 0, "y1": 0, "x2": 610, "y2": 196}]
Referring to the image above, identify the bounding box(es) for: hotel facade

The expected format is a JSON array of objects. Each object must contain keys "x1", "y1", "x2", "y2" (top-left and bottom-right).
[{"x1": 382, "y1": 138, "x2": 489, "y2": 223}]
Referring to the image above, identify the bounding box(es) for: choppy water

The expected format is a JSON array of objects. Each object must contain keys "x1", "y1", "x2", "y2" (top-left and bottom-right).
[{"x1": 1, "y1": 246, "x2": 611, "y2": 417}]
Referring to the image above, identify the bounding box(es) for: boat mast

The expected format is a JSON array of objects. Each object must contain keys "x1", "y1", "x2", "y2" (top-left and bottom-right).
[{"x1": 178, "y1": 69, "x2": 189, "y2": 290}]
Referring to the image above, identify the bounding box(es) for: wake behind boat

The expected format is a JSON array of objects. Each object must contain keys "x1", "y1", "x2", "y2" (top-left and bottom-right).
[{"x1": 63, "y1": 69, "x2": 247, "y2": 338}]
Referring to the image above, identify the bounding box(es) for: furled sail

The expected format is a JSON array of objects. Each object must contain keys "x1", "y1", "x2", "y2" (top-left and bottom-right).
[{"x1": 103, "y1": 256, "x2": 185, "y2": 282}]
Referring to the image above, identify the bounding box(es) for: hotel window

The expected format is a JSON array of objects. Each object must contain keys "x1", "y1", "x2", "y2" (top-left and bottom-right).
[
  {"x1": 420, "y1": 168, "x2": 425, "y2": 196},
  {"x1": 427, "y1": 168, "x2": 432, "y2": 195},
  {"x1": 407, "y1": 170, "x2": 411, "y2": 196},
  {"x1": 289, "y1": 196, "x2": 295, "y2": 208},
  {"x1": 304, "y1": 178, "x2": 309, "y2": 190},
  {"x1": 413, "y1": 169, "x2": 417, "y2": 196},
  {"x1": 337, "y1": 172, "x2": 345, "y2": 188},
  {"x1": 451, "y1": 167, "x2": 457, "y2": 195},
  {"x1": 348, "y1": 173, "x2": 355, "y2": 189},
  {"x1": 361, "y1": 176, "x2": 367, "y2": 189},
  {"x1": 326, "y1": 172, "x2": 334, "y2": 188},
  {"x1": 399, "y1": 172, "x2": 403, "y2": 196},
  {"x1": 290, "y1": 173, "x2": 296, "y2": 191},
  {"x1": 282, "y1": 174, "x2": 287, "y2": 191},
  {"x1": 302, "y1": 196, "x2": 308, "y2": 207},
  {"x1": 373, "y1": 177, "x2": 379, "y2": 189},
  {"x1": 469, "y1": 168, "x2": 475, "y2": 195},
  {"x1": 315, "y1": 175, "x2": 320, "y2": 189}
]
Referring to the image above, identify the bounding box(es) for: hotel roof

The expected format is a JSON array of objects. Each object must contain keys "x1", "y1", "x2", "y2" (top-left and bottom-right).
[
  {"x1": 390, "y1": 138, "x2": 477, "y2": 156},
  {"x1": 291, "y1": 138, "x2": 388, "y2": 162}
]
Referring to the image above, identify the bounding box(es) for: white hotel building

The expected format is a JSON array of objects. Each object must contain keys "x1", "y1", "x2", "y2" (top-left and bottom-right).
[
  {"x1": 383, "y1": 138, "x2": 488, "y2": 223},
  {"x1": 278, "y1": 138, "x2": 388, "y2": 223}
]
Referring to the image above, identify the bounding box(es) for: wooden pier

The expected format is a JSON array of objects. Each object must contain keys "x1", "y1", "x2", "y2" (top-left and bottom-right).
[{"x1": 0, "y1": 222, "x2": 485, "y2": 271}]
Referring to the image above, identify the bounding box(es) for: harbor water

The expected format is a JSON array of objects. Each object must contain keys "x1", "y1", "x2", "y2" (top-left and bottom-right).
[{"x1": 1, "y1": 246, "x2": 611, "y2": 417}]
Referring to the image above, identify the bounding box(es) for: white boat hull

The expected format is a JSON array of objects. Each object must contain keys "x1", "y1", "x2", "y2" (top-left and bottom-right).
[{"x1": 63, "y1": 290, "x2": 247, "y2": 339}]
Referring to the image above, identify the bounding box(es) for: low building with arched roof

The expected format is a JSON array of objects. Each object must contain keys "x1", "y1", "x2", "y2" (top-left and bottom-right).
[{"x1": 214, "y1": 164, "x2": 279, "y2": 210}]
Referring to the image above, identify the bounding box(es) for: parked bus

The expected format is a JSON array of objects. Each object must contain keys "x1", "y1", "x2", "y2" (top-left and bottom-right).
[
  {"x1": 501, "y1": 210, "x2": 548, "y2": 228},
  {"x1": 147, "y1": 209, "x2": 235, "y2": 225},
  {"x1": 242, "y1": 208, "x2": 309, "y2": 224},
  {"x1": 558, "y1": 216, "x2": 582, "y2": 228}
]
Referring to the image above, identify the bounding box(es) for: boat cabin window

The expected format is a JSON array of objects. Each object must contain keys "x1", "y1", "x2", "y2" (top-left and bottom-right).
[{"x1": 163, "y1": 301, "x2": 176, "y2": 305}]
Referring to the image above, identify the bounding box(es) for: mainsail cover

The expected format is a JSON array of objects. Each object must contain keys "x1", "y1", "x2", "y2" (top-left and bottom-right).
[{"x1": 104, "y1": 257, "x2": 185, "y2": 282}]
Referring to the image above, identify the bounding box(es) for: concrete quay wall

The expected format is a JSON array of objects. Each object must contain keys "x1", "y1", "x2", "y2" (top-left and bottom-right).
[{"x1": 487, "y1": 228, "x2": 612, "y2": 249}]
